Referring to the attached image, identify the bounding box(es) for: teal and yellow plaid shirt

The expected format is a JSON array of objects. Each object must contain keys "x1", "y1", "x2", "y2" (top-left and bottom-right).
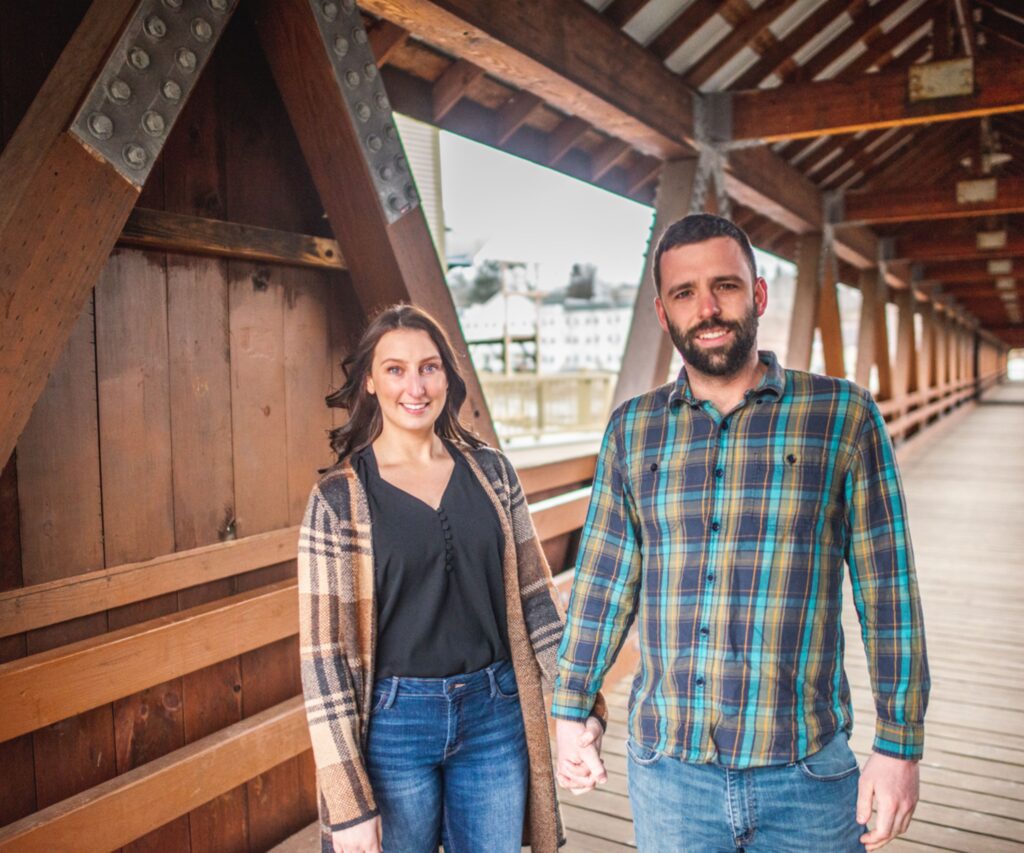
[{"x1": 553, "y1": 351, "x2": 929, "y2": 765}]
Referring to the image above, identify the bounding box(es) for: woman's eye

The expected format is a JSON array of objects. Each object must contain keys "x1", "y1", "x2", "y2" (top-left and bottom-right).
[
  {"x1": 422, "y1": 364, "x2": 439, "y2": 374},
  {"x1": 387, "y1": 366, "x2": 402, "y2": 375}
]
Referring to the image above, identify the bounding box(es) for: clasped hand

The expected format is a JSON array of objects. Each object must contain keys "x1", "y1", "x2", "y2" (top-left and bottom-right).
[{"x1": 555, "y1": 716, "x2": 607, "y2": 794}]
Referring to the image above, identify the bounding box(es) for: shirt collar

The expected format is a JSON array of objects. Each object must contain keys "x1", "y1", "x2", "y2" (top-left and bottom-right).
[{"x1": 668, "y1": 350, "x2": 786, "y2": 409}]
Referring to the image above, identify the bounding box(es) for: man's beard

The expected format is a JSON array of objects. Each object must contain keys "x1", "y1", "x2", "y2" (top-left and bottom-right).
[{"x1": 667, "y1": 305, "x2": 759, "y2": 378}]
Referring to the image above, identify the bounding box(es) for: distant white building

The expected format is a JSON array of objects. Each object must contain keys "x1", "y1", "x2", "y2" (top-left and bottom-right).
[{"x1": 459, "y1": 291, "x2": 633, "y2": 374}]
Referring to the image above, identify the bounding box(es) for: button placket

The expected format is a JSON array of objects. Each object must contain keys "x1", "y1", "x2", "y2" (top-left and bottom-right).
[{"x1": 438, "y1": 507, "x2": 454, "y2": 572}]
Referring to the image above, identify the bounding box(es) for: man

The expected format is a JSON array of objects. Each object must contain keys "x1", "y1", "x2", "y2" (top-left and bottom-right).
[{"x1": 552, "y1": 214, "x2": 928, "y2": 852}]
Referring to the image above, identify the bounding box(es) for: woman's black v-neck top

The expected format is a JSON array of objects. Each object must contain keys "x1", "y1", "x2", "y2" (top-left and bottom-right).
[{"x1": 352, "y1": 442, "x2": 510, "y2": 679}]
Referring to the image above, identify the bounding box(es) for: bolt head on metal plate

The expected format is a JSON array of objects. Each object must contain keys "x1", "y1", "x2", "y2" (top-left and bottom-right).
[
  {"x1": 89, "y1": 113, "x2": 114, "y2": 139},
  {"x1": 108, "y1": 79, "x2": 132, "y2": 103},
  {"x1": 191, "y1": 17, "x2": 213, "y2": 41}
]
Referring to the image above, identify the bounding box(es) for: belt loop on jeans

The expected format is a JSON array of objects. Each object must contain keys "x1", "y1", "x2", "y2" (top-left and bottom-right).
[
  {"x1": 382, "y1": 676, "x2": 399, "y2": 710},
  {"x1": 485, "y1": 664, "x2": 498, "y2": 698}
]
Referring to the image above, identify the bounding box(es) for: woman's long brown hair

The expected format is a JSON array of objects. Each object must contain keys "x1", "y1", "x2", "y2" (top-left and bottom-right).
[{"x1": 326, "y1": 304, "x2": 486, "y2": 462}]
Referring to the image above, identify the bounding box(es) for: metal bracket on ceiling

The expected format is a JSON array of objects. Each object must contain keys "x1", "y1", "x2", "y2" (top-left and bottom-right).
[
  {"x1": 70, "y1": 0, "x2": 237, "y2": 187},
  {"x1": 305, "y1": 0, "x2": 419, "y2": 224},
  {"x1": 691, "y1": 92, "x2": 732, "y2": 217}
]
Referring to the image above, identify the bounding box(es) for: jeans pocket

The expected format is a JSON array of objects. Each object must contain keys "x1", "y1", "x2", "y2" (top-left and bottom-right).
[
  {"x1": 626, "y1": 737, "x2": 663, "y2": 767},
  {"x1": 492, "y1": 664, "x2": 519, "y2": 700},
  {"x1": 798, "y1": 731, "x2": 860, "y2": 781}
]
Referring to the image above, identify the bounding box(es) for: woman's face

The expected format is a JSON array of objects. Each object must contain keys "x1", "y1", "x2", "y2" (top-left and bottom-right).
[{"x1": 366, "y1": 328, "x2": 448, "y2": 437}]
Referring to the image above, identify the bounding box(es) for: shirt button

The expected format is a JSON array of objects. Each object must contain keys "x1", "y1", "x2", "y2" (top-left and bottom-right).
[
  {"x1": 711, "y1": 521, "x2": 720, "y2": 532},
  {"x1": 715, "y1": 468, "x2": 724, "y2": 479},
  {"x1": 720, "y1": 420, "x2": 729, "y2": 431},
  {"x1": 649, "y1": 462, "x2": 658, "y2": 472},
  {"x1": 695, "y1": 677, "x2": 705, "y2": 686},
  {"x1": 700, "y1": 626, "x2": 709, "y2": 636},
  {"x1": 706, "y1": 573, "x2": 715, "y2": 583}
]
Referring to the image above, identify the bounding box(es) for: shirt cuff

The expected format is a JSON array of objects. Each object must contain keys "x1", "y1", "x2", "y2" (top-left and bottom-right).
[
  {"x1": 873, "y1": 719, "x2": 924, "y2": 760},
  {"x1": 550, "y1": 686, "x2": 596, "y2": 722}
]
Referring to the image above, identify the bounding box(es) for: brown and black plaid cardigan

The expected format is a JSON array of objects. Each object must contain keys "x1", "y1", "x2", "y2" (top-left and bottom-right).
[{"x1": 298, "y1": 442, "x2": 604, "y2": 851}]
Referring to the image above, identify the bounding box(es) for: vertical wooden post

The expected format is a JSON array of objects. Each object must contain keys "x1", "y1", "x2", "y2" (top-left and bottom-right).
[
  {"x1": 874, "y1": 279, "x2": 894, "y2": 401},
  {"x1": 612, "y1": 158, "x2": 700, "y2": 408},
  {"x1": 918, "y1": 303, "x2": 937, "y2": 394},
  {"x1": 854, "y1": 268, "x2": 878, "y2": 390},
  {"x1": 816, "y1": 254, "x2": 845, "y2": 378},
  {"x1": 251, "y1": 0, "x2": 498, "y2": 445},
  {"x1": 893, "y1": 289, "x2": 919, "y2": 404},
  {"x1": 785, "y1": 233, "x2": 824, "y2": 371}
]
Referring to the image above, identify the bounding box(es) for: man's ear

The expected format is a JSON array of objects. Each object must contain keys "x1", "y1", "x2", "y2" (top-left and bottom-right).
[
  {"x1": 654, "y1": 296, "x2": 670, "y2": 334},
  {"x1": 754, "y1": 277, "x2": 768, "y2": 317}
]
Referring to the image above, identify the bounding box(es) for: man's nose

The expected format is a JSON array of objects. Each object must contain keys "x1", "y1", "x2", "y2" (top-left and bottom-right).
[{"x1": 697, "y1": 292, "x2": 721, "y2": 320}]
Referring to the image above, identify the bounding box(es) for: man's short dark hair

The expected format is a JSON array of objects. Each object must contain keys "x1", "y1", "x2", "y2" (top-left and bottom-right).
[{"x1": 652, "y1": 214, "x2": 758, "y2": 294}]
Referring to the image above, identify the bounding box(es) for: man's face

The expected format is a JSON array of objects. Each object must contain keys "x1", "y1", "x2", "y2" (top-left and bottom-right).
[{"x1": 654, "y1": 237, "x2": 768, "y2": 378}]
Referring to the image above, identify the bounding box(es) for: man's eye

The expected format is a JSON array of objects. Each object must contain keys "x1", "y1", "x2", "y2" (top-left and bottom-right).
[{"x1": 675, "y1": 291, "x2": 692, "y2": 299}]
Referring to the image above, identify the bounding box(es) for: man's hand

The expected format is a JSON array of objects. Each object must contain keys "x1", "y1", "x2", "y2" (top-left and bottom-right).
[
  {"x1": 555, "y1": 717, "x2": 607, "y2": 794},
  {"x1": 857, "y1": 753, "x2": 920, "y2": 851},
  {"x1": 331, "y1": 814, "x2": 382, "y2": 853}
]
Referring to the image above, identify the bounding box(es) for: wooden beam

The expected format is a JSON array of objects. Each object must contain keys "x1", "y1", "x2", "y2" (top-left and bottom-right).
[
  {"x1": 732, "y1": 51, "x2": 1024, "y2": 141},
  {"x1": 786, "y1": 233, "x2": 824, "y2": 370},
  {"x1": 0, "y1": 0, "x2": 236, "y2": 470},
  {"x1": 362, "y1": 0, "x2": 898, "y2": 284},
  {"x1": 613, "y1": 159, "x2": 700, "y2": 408},
  {"x1": 0, "y1": 580, "x2": 297, "y2": 743},
  {"x1": 841, "y1": 176, "x2": 1024, "y2": 224},
  {"x1": 531, "y1": 491, "x2": 590, "y2": 542},
  {"x1": 683, "y1": 0, "x2": 800, "y2": 88},
  {"x1": 0, "y1": 527, "x2": 299, "y2": 639},
  {"x1": 602, "y1": 0, "x2": 652, "y2": 29},
  {"x1": 855, "y1": 268, "x2": 880, "y2": 388},
  {"x1": 648, "y1": 0, "x2": 720, "y2": 62},
  {"x1": 253, "y1": 0, "x2": 498, "y2": 445},
  {"x1": 732, "y1": 0, "x2": 857, "y2": 88},
  {"x1": 118, "y1": 208, "x2": 345, "y2": 270},
  {"x1": 590, "y1": 138, "x2": 631, "y2": 182},
  {"x1": 432, "y1": 58, "x2": 485, "y2": 121},
  {"x1": 783, "y1": 0, "x2": 909, "y2": 82},
  {"x1": 0, "y1": 697, "x2": 309, "y2": 853},
  {"x1": 495, "y1": 91, "x2": 544, "y2": 145},
  {"x1": 921, "y1": 259, "x2": 1022, "y2": 282},
  {"x1": 836, "y1": 3, "x2": 933, "y2": 79},
  {"x1": 368, "y1": 20, "x2": 409, "y2": 67},
  {"x1": 817, "y1": 256, "x2": 846, "y2": 378},
  {"x1": 546, "y1": 116, "x2": 591, "y2": 167},
  {"x1": 893, "y1": 231, "x2": 1024, "y2": 261},
  {"x1": 358, "y1": 0, "x2": 695, "y2": 157}
]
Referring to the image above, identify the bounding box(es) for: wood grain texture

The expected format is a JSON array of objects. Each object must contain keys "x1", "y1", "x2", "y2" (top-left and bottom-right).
[{"x1": 0, "y1": 697, "x2": 310, "y2": 853}]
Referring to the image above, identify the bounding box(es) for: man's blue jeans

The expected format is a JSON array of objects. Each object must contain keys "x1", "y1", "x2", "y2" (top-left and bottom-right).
[
  {"x1": 627, "y1": 730, "x2": 867, "y2": 852},
  {"x1": 365, "y1": 660, "x2": 528, "y2": 853}
]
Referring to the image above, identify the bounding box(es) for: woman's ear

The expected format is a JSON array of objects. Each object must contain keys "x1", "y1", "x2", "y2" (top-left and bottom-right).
[{"x1": 366, "y1": 375, "x2": 376, "y2": 396}]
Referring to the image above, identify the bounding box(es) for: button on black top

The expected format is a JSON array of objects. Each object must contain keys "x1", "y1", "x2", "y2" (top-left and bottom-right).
[
  {"x1": 700, "y1": 626, "x2": 709, "y2": 636},
  {"x1": 354, "y1": 442, "x2": 509, "y2": 679}
]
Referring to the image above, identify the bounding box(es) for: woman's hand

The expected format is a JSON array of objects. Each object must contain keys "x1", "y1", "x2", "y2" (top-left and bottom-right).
[
  {"x1": 555, "y1": 715, "x2": 607, "y2": 794},
  {"x1": 331, "y1": 815, "x2": 382, "y2": 853}
]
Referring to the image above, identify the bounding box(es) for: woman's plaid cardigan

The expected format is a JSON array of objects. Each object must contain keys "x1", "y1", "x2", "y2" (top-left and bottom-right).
[{"x1": 298, "y1": 442, "x2": 604, "y2": 851}]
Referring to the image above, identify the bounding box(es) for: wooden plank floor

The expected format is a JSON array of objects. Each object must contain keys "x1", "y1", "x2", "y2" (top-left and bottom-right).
[
  {"x1": 562, "y1": 383, "x2": 1024, "y2": 852},
  {"x1": 274, "y1": 384, "x2": 1024, "y2": 852}
]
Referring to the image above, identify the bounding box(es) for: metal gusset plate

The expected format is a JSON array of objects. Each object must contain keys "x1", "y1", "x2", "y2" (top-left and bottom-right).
[
  {"x1": 70, "y1": 0, "x2": 237, "y2": 187},
  {"x1": 306, "y1": 0, "x2": 419, "y2": 224}
]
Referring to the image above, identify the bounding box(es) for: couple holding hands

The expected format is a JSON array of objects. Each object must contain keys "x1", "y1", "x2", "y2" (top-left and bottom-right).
[{"x1": 299, "y1": 214, "x2": 929, "y2": 853}]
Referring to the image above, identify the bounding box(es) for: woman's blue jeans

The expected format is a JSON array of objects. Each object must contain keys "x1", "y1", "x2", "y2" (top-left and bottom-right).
[
  {"x1": 365, "y1": 660, "x2": 528, "y2": 853},
  {"x1": 627, "y1": 729, "x2": 867, "y2": 852}
]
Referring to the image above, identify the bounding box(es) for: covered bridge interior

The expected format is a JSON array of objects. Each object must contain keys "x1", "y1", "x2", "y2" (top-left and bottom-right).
[{"x1": 0, "y1": 0, "x2": 1022, "y2": 850}]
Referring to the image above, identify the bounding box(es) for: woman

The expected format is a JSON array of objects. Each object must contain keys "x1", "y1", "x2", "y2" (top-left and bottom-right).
[{"x1": 298, "y1": 305, "x2": 605, "y2": 853}]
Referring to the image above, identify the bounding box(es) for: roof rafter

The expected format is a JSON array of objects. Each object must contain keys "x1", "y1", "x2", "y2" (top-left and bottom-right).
[
  {"x1": 361, "y1": 0, "x2": 890, "y2": 276},
  {"x1": 731, "y1": 50, "x2": 1024, "y2": 141},
  {"x1": 840, "y1": 176, "x2": 1024, "y2": 224}
]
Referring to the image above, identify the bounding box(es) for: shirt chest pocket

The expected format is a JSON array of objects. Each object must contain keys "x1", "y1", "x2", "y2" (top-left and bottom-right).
[
  {"x1": 742, "y1": 448, "x2": 836, "y2": 538},
  {"x1": 632, "y1": 453, "x2": 711, "y2": 530}
]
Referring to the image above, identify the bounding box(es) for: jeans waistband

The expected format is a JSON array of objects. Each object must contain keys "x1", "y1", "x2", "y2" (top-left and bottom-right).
[{"x1": 373, "y1": 659, "x2": 512, "y2": 700}]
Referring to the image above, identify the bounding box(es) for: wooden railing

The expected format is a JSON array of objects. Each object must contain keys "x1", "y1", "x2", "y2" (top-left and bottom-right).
[{"x1": 0, "y1": 371, "x2": 999, "y2": 850}]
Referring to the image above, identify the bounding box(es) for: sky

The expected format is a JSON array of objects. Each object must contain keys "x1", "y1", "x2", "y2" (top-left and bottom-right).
[{"x1": 439, "y1": 130, "x2": 785, "y2": 291}]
